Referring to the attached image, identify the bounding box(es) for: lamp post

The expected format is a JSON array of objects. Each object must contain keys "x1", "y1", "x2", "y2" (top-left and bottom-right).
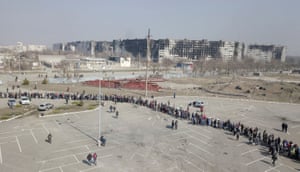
[
  {"x1": 145, "y1": 29, "x2": 151, "y2": 97},
  {"x1": 97, "y1": 64, "x2": 102, "y2": 147}
]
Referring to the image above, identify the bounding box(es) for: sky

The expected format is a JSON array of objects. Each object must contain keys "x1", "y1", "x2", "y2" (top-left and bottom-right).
[{"x1": 0, "y1": 0, "x2": 299, "y2": 55}]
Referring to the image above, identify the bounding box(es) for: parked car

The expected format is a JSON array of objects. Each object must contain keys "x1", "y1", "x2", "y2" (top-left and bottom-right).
[
  {"x1": 19, "y1": 96, "x2": 31, "y2": 105},
  {"x1": 188, "y1": 100, "x2": 204, "y2": 107},
  {"x1": 7, "y1": 98, "x2": 17, "y2": 107},
  {"x1": 38, "y1": 103, "x2": 54, "y2": 111}
]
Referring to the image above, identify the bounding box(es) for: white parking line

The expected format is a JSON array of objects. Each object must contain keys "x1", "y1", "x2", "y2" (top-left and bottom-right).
[
  {"x1": 42, "y1": 123, "x2": 49, "y2": 134},
  {"x1": 264, "y1": 163, "x2": 282, "y2": 172},
  {"x1": 186, "y1": 127, "x2": 212, "y2": 139},
  {"x1": 185, "y1": 133, "x2": 212, "y2": 146},
  {"x1": 15, "y1": 136, "x2": 22, "y2": 152},
  {"x1": 99, "y1": 154, "x2": 113, "y2": 159},
  {"x1": 189, "y1": 142, "x2": 213, "y2": 155},
  {"x1": 85, "y1": 145, "x2": 90, "y2": 150},
  {"x1": 73, "y1": 155, "x2": 80, "y2": 163},
  {"x1": 66, "y1": 138, "x2": 91, "y2": 144},
  {"x1": 53, "y1": 144, "x2": 91, "y2": 153},
  {"x1": 183, "y1": 158, "x2": 204, "y2": 172},
  {"x1": 79, "y1": 166, "x2": 102, "y2": 172},
  {"x1": 39, "y1": 161, "x2": 79, "y2": 172},
  {"x1": 245, "y1": 157, "x2": 267, "y2": 166},
  {"x1": 0, "y1": 140, "x2": 17, "y2": 145},
  {"x1": 291, "y1": 124, "x2": 300, "y2": 129},
  {"x1": 241, "y1": 148, "x2": 258, "y2": 156},
  {"x1": 187, "y1": 150, "x2": 215, "y2": 167},
  {"x1": 0, "y1": 130, "x2": 27, "y2": 135},
  {"x1": 30, "y1": 129, "x2": 38, "y2": 144},
  {"x1": 0, "y1": 145, "x2": 2, "y2": 164},
  {"x1": 37, "y1": 154, "x2": 73, "y2": 163}
]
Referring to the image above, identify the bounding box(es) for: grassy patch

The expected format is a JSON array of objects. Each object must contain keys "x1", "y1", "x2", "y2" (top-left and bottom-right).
[
  {"x1": 47, "y1": 101, "x2": 97, "y2": 115},
  {"x1": 87, "y1": 103, "x2": 98, "y2": 110},
  {"x1": 0, "y1": 105, "x2": 36, "y2": 121}
]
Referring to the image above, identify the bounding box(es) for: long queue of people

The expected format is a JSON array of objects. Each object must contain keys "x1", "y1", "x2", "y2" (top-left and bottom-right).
[
  {"x1": 1, "y1": 91, "x2": 299, "y2": 162},
  {"x1": 101, "y1": 94, "x2": 300, "y2": 163},
  {"x1": 0, "y1": 91, "x2": 100, "y2": 100}
]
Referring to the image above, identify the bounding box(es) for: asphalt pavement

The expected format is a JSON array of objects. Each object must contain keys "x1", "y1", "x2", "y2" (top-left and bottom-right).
[{"x1": 0, "y1": 96, "x2": 299, "y2": 172}]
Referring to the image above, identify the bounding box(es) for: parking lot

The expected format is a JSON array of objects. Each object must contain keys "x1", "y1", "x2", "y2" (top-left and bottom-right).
[{"x1": 0, "y1": 96, "x2": 299, "y2": 172}]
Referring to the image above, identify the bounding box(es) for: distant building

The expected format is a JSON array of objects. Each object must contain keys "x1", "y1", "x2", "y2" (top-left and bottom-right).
[
  {"x1": 52, "y1": 39, "x2": 286, "y2": 63},
  {"x1": 246, "y1": 45, "x2": 286, "y2": 62},
  {"x1": 0, "y1": 42, "x2": 47, "y2": 53},
  {"x1": 53, "y1": 41, "x2": 111, "y2": 56},
  {"x1": 27, "y1": 44, "x2": 47, "y2": 52},
  {"x1": 219, "y1": 41, "x2": 235, "y2": 61},
  {"x1": 112, "y1": 39, "x2": 159, "y2": 62},
  {"x1": 158, "y1": 39, "x2": 245, "y2": 62},
  {"x1": 109, "y1": 56, "x2": 131, "y2": 67},
  {"x1": 79, "y1": 57, "x2": 108, "y2": 71}
]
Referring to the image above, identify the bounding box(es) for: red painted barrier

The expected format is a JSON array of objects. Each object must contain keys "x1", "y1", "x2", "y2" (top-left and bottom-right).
[{"x1": 83, "y1": 79, "x2": 161, "y2": 91}]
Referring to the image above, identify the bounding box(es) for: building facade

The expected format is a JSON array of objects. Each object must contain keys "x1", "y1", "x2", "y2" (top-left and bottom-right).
[
  {"x1": 246, "y1": 45, "x2": 286, "y2": 63},
  {"x1": 53, "y1": 39, "x2": 286, "y2": 63}
]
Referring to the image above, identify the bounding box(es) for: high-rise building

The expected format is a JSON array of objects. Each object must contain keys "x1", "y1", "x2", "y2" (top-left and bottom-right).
[
  {"x1": 246, "y1": 45, "x2": 286, "y2": 62},
  {"x1": 52, "y1": 39, "x2": 286, "y2": 63}
]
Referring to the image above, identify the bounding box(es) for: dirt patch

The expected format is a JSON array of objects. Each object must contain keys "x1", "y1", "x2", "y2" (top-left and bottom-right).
[{"x1": 20, "y1": 76, "x2": 300, "y2": 104}]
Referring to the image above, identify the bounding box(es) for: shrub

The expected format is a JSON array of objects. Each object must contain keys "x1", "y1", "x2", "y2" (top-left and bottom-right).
[
  {"x1": 22, "y1": 78, "x2": 30, "y2": 85},
  {"x1": 42, "y1": 78, "x2": 48, "y2": 84},
  {"x1": 78, "y1": 100, "x2": 84, "y2": 106},
  {"x1": 72, "y1": 101, "x2": 84, "y2": 106}
]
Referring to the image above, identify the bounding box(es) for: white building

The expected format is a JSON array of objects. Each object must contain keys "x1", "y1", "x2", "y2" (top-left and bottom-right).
[
  {"x1": 27, "y1": 44, "x2": 47, "y2": 52},
  {"x1": 219, "y1": 41, "x2": 235, "y2": 61},
  {"x1": 16, "y1": 42, "x2": 26, "y2": 52},
  {"x1": 120, "y1": 57, "x2": 131, "y2": 67},
  {"x1": 79, "y1": 57, "x2": 108, "y2": 71},
  {"x1": 159, "y1": 39, "x2": 176, "y2": 61}
]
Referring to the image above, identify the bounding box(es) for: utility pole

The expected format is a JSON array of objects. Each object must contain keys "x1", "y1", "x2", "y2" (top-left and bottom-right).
[
  {"x1": 145, "y1": 29, "x2": 151, "y2": 97},
  {"x1": 98, "y1": 65, "x2": 102, "y2": 147}
]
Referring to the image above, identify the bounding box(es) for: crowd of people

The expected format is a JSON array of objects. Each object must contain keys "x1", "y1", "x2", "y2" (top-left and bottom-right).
[
  {"x1": 1, "y1": 90, "x2": 299, "y2": 164},
  {"x1": 101, "y1": 94, "x2": 300, "y2": 164}
]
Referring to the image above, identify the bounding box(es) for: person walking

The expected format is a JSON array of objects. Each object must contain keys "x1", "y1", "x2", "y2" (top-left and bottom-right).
[
  {"x1": 284, "y1": 123, "x2": 288, "y2": 133},
  {"x1": 175, "y1": 120, "x2": 178, "y2": 130},
  {"x1": 100, "y1": 136, "x2": 106, "y2": 146},
  {"x1": 171, "y1": 120, "x2": 175, "y2": 129},
  {"x1": 87, "y1": 153, "x2": 92, "y2": 166},
  {"x1": 47, "y1": 133, "x2": 52, "y2": 144},
  {"x1": 272, "y1": 150, "x2": 278, "y2": 166},
  {"x1": 92, "y1": 152, "x2": 97, "y2": 166}
]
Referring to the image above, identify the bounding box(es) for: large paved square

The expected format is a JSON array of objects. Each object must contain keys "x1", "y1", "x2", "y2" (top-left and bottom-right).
[{"x1": 0, "y1": 96, "x2": 299, "y2": 172}]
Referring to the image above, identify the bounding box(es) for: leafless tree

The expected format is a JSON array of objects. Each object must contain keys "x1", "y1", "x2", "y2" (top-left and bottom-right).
[{"x1": 161, "y1": 58, "x2": 175, "y2": 73}]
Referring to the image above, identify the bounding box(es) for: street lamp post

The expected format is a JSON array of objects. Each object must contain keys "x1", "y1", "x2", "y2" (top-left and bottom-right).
[
  {"x1": 98, "y1": 65, "x2": 102, "y2": 147},
  {"x1": 145, "y1": 29, "x2": 151, "y2": 97}
]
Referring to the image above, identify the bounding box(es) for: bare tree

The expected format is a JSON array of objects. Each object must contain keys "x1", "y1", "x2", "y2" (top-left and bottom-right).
[{"x1": 161, "y1": 58, "x2": 175, "y2": 73}]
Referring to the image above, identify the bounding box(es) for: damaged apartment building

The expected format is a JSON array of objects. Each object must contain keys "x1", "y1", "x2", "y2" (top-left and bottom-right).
[{"x1": 53, "y1": 39, "x2": 286, "y2": 63}]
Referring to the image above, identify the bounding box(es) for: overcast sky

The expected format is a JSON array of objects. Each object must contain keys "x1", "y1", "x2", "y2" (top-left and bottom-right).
[{"x1": 0, "y1": 0, "x2": 299, "y2": 55}]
